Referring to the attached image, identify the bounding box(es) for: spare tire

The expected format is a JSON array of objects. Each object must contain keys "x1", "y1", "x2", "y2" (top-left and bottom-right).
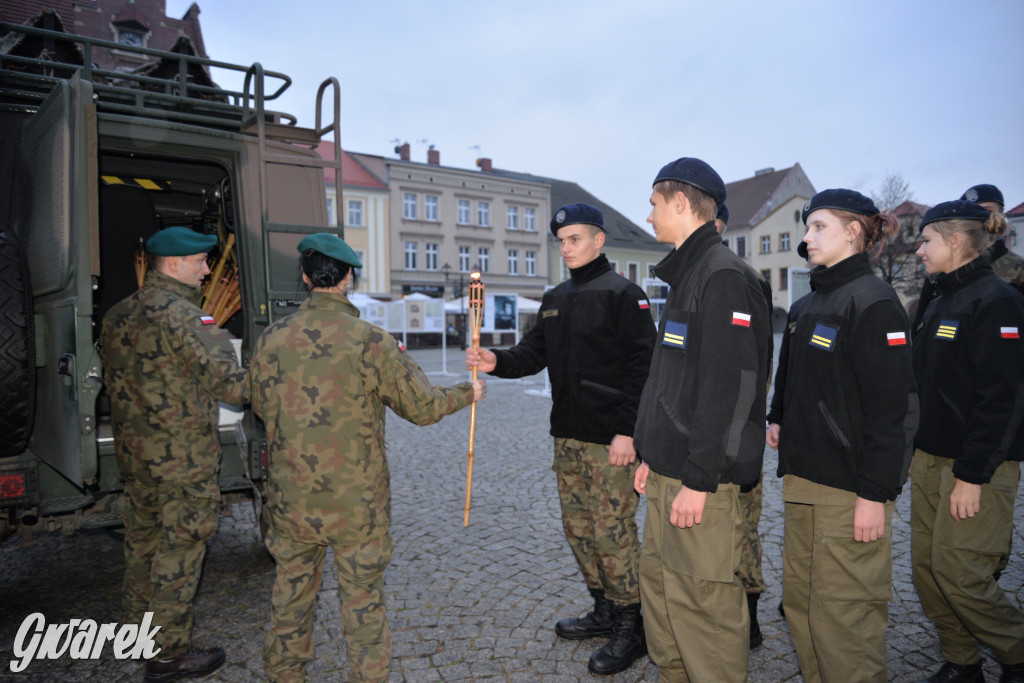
[{"x1": 0, "y1": 231, "x2": 35, "y2": 458}]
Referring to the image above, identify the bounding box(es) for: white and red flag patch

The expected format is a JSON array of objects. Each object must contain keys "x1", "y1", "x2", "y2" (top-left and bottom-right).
[
  {"x1": 200, "y1": 315, "x2": 216, "y2": 325},
  {"x1": 1001, "y1": 326, "x2": 1020, "y2": 339},
  {"x1": 886, "y1": 331, "x2": 907, "y2": 346},
  {"x1": 638, "y1": 300, "x2": 650, "y2": 310},
  {"x1": 731, "y1": 311, "x2": 751, "y2": 327}
]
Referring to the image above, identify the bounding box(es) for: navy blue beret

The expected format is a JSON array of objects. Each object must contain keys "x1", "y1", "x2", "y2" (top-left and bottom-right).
[
  {"x1": 802, "y1": 189, "x2": 879, "y2": 224},
  {"x1": 919, "y1": 200, "x2": 991, "y2": 232},
  {"x1": 550, "y1": 202, "x2": 604, "y2": 237},
  {"x1": 960, "y1": 184, "x2": 1003, "y2": 207},
  {"x1": 146, "y1": 226, "x2": 218, "y2": 256},
  {"x1": 297, "y1": 232, "x2": 363, "y2": 268},
  {"x1": 797, "y1": 240, "x2": 808, "y2": 259},
  {"x1": 716, "y1": 204, "x2": 730, "y2": 225},
  {"x1": 652, "y1": 157, "x2": 726, "y2": 207}
]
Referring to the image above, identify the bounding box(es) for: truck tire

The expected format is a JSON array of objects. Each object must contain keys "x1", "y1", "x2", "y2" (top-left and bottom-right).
[{"x1": 0, "y1": 231, "x2": 36, "y2": 458}]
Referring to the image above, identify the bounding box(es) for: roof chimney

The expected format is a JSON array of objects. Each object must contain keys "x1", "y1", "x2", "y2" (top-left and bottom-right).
[
  {"x1": 754, "y1": 167, "x2": 775, "y2": 177},
  {"x1": 427, "y1": 145, "x2": 440, "y2": 165},
  {"x1": 394, "y1": 142, "x2": 410, "y2": 161},
  {"x1": 476, "y1": 157, "x2": 492, "y2": 173}
]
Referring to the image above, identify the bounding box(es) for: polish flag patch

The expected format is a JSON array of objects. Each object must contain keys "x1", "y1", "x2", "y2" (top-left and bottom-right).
[
  {"x1": 1001, "y1": 326, "x2": 1020, "y2": 339},
  {"x1": 200, "y1": 315, "x2": 216, "y2": 325},
  {"x1": 638, "y1": 300, "x2": 650, "y2": 310},
  {"x1": 886, "y1": 331, "x2": 907, "y2": 346},
  {"x1": 731, "y1": 311, "x2": 751, "y2": 327},
  {"x1": 398, "y1": 341, "x2": 407, "y2": 352}
]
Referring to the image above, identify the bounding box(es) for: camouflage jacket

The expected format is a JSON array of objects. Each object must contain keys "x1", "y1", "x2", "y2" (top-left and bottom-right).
[
  {"x1": 99, "y1": 270, "x2": 247, "y2": 494},
  {"x1": 992, "y1": 243, "x2": 1024, "y2": 295},
  {"x1": 248, "y1": 292, "x2": 474, "y2": 546}
]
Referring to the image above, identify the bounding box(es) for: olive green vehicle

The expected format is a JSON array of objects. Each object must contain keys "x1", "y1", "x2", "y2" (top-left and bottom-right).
[{"x1": 0, "y1": 21, "x2": 344, "y2": 541}]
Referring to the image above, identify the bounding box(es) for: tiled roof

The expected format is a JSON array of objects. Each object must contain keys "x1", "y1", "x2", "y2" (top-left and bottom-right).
[
  {"x1": 317, "y1": 142, "x2": 388, "y2": 190},
  {"x1": 893, "y1": 200, "x2": 930, "y2": 218},
  {"x1": 1006, "y1": 201, "x2": 1024, "y2": 217},
  {"x1": 723, "y1": 164, "x2": 815, "y2": 229}
]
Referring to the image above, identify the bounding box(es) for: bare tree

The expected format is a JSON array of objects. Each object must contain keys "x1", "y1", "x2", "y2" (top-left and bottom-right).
[{"x1": 869, "y1": 172, "x2": 925, "y2": 297}]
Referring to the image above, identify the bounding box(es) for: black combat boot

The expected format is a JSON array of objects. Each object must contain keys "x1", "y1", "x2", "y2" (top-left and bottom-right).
[
  {"x1": 748, "y1": 592, "x2": 763, "y2": 649},
  {"x1": 144, "y1": 646, "x2": 226, "y2": 683},
  {"x1": 1001, "y1": 660, "x2": 1024, "y2": 683},
  {"x1": 587, "y1": 603, "x2": 647, "y2": 676},
  {"x1": 914, "y1": 660, "x2": 985, "y2": 683},
  {"x1": 555, "y1": 587, "x2": 614, "y2": 640}
]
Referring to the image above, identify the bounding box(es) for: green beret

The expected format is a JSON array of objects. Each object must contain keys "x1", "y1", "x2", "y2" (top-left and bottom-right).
[
  {"x1": 297, "y1": 232, "x2": 363, "y2": 268},
  {"x1": 146, "y1": 226, "x2": 218, "y2": 256}
]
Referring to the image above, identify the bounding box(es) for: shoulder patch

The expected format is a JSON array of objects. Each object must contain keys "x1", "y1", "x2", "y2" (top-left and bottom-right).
[
  {"x1": 638, "y1": 300, "x2": 650, "y2": 310},
  {"x1": 398, "y1": 341, "x2": 407, "y2": 353},
  {"x1": 886, "y1": 331, "x2": 907, "y2": 346},
  {"x1": 1001, "y1": 326, "x2": 1020, "y2": 339},
  {"x1": 200, "y1": 315, "x2": 217, "y2": 325},
  {"x1": 731, "y1": 311, "x2": 751, "y2": 327},
  {"x1": 662, "y1": 320, "x2": 687, "y2": 349},
  {"x1": 541, "y1": 309, "x2": 559, "y2": 319}
]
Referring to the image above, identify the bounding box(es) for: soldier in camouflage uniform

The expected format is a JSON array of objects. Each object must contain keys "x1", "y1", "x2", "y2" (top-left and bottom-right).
[
  {"x1": 466, "y1": 203, "x2": 656, "y2": 676},
  {"x1": 248, "y1": 233, "x2": 485, "y2": 683},
  {"x1": 99, "y1": 226, "x2": 246, "y2": 682},
  {"x1": 958, "y1": 184, "x2": 1024, "y2": 296}
]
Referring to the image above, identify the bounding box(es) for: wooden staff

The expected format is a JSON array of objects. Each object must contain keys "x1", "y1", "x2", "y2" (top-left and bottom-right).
[{"x1": 464, "y1": 272, "x2": 485, "y2": 526}]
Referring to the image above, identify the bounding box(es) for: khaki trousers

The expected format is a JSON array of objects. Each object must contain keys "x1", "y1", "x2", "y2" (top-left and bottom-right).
[
  {"x1": 911, "y1": 450, "x2": 1024, "y2": 666},
  {"x1": 782, "y1": 495, "x2": 893, "y2": 683},
  {"x1": 639, "y1": 470, "x2": 747, "y2": 683}
]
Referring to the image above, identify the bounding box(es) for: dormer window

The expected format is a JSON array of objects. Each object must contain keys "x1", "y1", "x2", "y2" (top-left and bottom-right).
[{"x1": 117, "y1": 29, "x2": 144, "y2": 47}]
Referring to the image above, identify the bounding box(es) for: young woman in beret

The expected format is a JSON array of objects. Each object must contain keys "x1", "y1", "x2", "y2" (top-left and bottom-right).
[
  {"x1": 766, "y1": 189, "x2": 918, "y2": 683},
  {"x1": 910, "y1": 201, "x2": 1024, "y2": 683}
]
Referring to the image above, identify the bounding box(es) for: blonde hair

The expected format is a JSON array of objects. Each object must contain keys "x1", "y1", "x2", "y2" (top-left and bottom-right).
[
  {"x1": 654, "y1": 180, "x2": 718, "y2": 223},
  {"x1": 927, "y1": 212, "x2": 1008, "y2": 260}
]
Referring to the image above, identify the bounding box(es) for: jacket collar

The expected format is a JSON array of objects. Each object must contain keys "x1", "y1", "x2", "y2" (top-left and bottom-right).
[
  {"x1": 934, "y1": 253, "x2": 993, "y2": 296},
  {"x1": 305, "y1": 290, "x2": 361, "y2": 317},
  {"x1": 145, "y1": 270, "x2": 203, "y2": 306},
  {"x1": 809, "y1": 252, "x2": 873, "y2": 293},
  {"x1": 652, "y1": 221, "x2": 720, "y2": 286},
  {"x1": 569, "y1": 253, "x2": 612, "y2": 285}
]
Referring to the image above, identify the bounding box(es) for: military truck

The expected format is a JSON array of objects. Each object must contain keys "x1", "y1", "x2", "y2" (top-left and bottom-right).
[{"x1": 0, "y1": 19, "x2": 344, "y2": 541}]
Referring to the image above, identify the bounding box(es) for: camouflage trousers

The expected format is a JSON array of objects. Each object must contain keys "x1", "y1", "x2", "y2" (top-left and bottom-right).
[
  {"x1": 553, "y1": 437, "x2": 641, "y2": 605},
  {"x1": 263, "y1": 525, "x2": 394, "y2": 683},
  {"x1": 738, "y1": 478, "x2": 766, "y2": 594},
  {"x1": 122, "y1": 479, "x2": 219, "y2": 658}
]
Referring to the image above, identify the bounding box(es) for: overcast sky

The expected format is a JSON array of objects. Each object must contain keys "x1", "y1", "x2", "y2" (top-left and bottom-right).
[{"x1": 168, "y1": 0, "x2": 1024, "y2": 229}]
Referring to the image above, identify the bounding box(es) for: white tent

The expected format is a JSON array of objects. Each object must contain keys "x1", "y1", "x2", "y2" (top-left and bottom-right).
[{"x1": 448, "y1": 294, "x2": 541, "y2": 314}]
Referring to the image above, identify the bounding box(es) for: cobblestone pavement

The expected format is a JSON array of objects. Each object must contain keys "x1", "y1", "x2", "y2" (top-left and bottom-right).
[{"x1": 1, "y1": 345, "x2": 1022, "y2": 682}]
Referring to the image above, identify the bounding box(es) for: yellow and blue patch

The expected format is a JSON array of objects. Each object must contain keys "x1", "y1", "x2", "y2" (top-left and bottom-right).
[
  {"x1": 808, "y1": 323, "x2": 837, "y2": 351},
  {"x1": 935, "y1": 320, "x2": 959, "y2": 341},
  {"x1": 662, "y1": 320, "x2": 687, "y2": 349}
]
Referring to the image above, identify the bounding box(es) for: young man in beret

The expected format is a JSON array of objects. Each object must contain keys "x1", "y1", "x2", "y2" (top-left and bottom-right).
[
  {"x1": 466, "y1": 203, "x2": 656, "y2": 675},
  {"x1": 633, "y1": 158, "x2": 772, "y2": 681},
  {"x1": 99, "y1": 226, "x2": 247, "y2": 681}
]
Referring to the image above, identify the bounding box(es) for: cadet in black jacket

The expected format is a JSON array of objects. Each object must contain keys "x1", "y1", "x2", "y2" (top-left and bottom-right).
[
  {"x1": 633, "y1": 158, "x2": 772, "y2": 682},
  {"x1": 910, "y1": 201, "x2": 1024, "y2": 683},
  {"x1": 466, "y1": 202, "x2": 656, "y2": 676},
  {"x1": 766, "y1": 189, "x2": 917, "y2": 683}
]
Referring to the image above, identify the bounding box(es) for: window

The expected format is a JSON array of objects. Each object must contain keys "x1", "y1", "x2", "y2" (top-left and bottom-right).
[
  {"x1": 117, "y1": 28, "x2": 145, "y2": 47},
  {"x1": 524, "y1": 207, "x2": 536, "y2": 231},
  {"x1": 608, "y1": 260, "x2": 619, "y2": 274},
  {"x1": 347, "y1": 199, "x2": 363, "y2": 227},
  {"x1": 760, "y1": 236, "x2": 771, "y2": 254},
  {"x1": 478, "y1": 247, "x2": 490, "y2": 273},
  {"x1": 507, "y1": 205, "x2": 519, "y2": 230},
  {"x1": 458, "y1": 199, "x2": 470, "y2": 224},
  {"x1": 628, "y1": 263, "x2": 639, "y2": 283},
  {"x1": 425, "y1": 195, "x2": 439, "y2": 222},
  {"x1": 326, "y1": 197, "x2": 336, "y2": 226},
  {"x1": 508, "y1": 249, "x2": 519, "y2": 275},
  {"x1": 425, "y1": 243, "x2": 438, "y2": 271},
  {"x1": 760, "y1": 268, "x2": 772, "y2": 282},
  {"x1": 404, "y1": 241, "x2": 417, "y2": 269},
  {"x1": 735, "y1": 236, "x2": 747, "y2": 258},
  {"x1": 353, "y1": 250, "x2": 365, "y2": 286},
  {"x1": 780, "y1": 267, "x2": 789, "y2": 291},
  {"x1": 779, "y1": 232, "x2": 791, "y2": 251},
  {"x1": 403, "y1": 193, "x2": 417, "y2": 220},
  {"x1": 458, "y1": 246, "x2": 471, "y2": 272},
  {"x1": 525, "y1": 250, "x2": 536, "y2": 276},
  {"x1": 477, "y1": 201, "x2": 490, "y2": 226}
]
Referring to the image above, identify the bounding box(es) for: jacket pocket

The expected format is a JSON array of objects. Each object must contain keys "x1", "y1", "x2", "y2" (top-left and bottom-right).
[
  {"x1": 580, "y1": 378, "x2": 623, "y2": 396},
  {"x1": 818, "y1": 400, "x2": 851, "y2": 449},
  {"x1": 658, "y1": 396, "x2": 691, "y2": 439}
]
